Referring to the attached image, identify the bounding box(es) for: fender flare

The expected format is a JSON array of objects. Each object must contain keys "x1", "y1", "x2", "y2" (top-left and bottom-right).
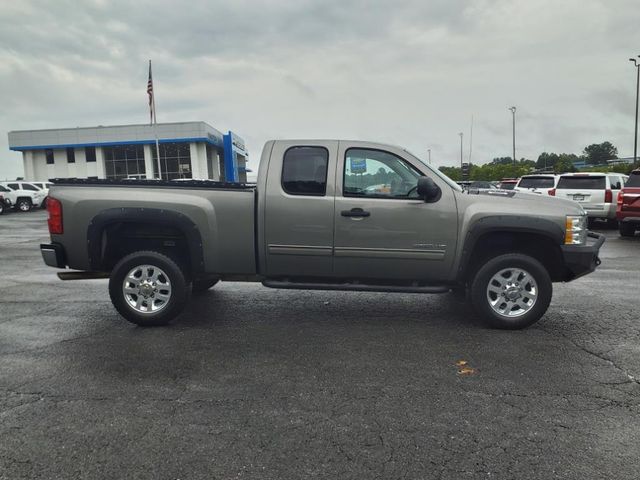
[
  {"x1": 87, "y1": 207, "x2": 204, "y2": 272},
  {"x1": 456, "y1": 215, "x2": 564, "y2": 280}
]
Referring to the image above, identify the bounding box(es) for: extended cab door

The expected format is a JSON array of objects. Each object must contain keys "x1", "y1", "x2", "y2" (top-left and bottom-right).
[
  {"x1": 261, "y1": 140, "x2": 338, "y2": 277},
  {"x1": 332, "y1": 142, "x2": 458, "y2": 281}
]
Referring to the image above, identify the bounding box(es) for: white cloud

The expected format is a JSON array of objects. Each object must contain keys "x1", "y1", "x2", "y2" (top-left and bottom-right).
[{"x1": 1, "y1": 0, "x2": 639, "y2": 179}]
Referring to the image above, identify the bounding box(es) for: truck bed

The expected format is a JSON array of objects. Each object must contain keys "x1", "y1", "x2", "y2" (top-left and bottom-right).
[{"x1": 47, "y1": 178, "x2": 258, "y2": 276}]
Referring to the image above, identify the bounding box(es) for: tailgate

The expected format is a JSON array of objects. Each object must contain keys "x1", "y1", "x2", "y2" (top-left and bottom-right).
[
  {"x1": 620, "y1": 187, "x2": 640, "y2": 212},
  {"x1": 556, "y1": 176, "x2": 606, "y2": 204}
]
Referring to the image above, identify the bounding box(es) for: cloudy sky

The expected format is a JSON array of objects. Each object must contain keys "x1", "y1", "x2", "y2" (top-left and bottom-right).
[{"x1": 1, "y1": 0, "x2": 639, "y2": 179}]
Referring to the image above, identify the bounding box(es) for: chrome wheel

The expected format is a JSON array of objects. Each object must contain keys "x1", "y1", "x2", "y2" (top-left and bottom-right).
[
  {"x1": 18, "y1": 200, "x2": 31, "y2": 211},
  {"x1": 122, "y1": 264, "x2": 172, "y2": 314},
  {"x1": 486, "y1": 267, "x2": 538, "y2": 318}
]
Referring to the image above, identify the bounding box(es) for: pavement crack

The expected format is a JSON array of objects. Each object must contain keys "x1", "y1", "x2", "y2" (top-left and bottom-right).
[{"x1": 539, "y1": 326, "x2": 640, "y2": 387}]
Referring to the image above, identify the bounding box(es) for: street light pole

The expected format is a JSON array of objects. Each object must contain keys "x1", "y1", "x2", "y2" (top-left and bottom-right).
[
  {"x1": 508, "y1": 106, "x2": 517, "y2": 166},
  {"x1": 458, "y1": 132, "x2": 463, "y2": 169},
  {"x1": 630, "y1": 58, "x2": 640, "y2": 166}
]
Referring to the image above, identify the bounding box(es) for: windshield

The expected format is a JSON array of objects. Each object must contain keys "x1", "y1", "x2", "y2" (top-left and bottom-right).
[
  {"x1": 0, "y1": 185, "x2": 8, "y2": 192},
  {"x1": 626, "y1": 172, "x2": 640, "y2": 188},
  {"x1": 404, "y1": 150, "x2": 463, "y2": 192},
  {"x1": 557, "y1": 176, "x2": 606, "y2": 190},
  {"x1": 518, "y1": 177, "x2": 555, "y2": 189}
]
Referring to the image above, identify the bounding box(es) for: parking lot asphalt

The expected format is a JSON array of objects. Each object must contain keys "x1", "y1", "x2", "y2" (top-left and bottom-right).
[{"x1": 1, "y1": 209, "x2": 639, "y2": 480}]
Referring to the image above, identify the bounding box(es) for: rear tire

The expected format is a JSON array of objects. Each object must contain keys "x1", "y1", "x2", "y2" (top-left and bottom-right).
[
  {"x1": 0, "y1": 201, "x2": 4, "y2": 215},
  {"x1": 192, "y1": 277, "x2": 220, "y2": 293},
  {"x1": 619, "y1": 222, "x2": 636, "y2": 237},
  {"x1": 108, "y1": 251, "x2": 190, "y2": 326},
  {"x1": 470, "y1": 253, "x2": 552, "y2": 330},
  {"x1": 16, "y1": 198, "x2": 32, "y2": 212}
]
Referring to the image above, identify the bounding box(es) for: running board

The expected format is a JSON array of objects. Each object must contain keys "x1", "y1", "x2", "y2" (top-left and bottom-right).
[
  {"x1": 57, "y1": 271, "x2": 110, "y2": 281},
  {"x1": 262, "y1": 280, "x2": 449, "y2": 294}
]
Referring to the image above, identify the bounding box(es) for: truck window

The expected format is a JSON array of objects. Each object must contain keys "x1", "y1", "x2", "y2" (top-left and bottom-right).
[
  {"x1": 281, "y1": 146, "x2": 329, "y2": 196},
  {"x1": 626, "y1": 172, "x2": 640, "y2": 187},
  {"x1": 343, "y1": 148, "x2": 422, "y2": 198},
  {"x1": 518, "y1": 177, "x2": 555, "y2": 189}
]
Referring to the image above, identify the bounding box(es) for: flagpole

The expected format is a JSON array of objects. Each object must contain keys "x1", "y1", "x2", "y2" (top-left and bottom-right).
[{"x1": 149, "y1": 60, "x2": 162, "y2": 179}]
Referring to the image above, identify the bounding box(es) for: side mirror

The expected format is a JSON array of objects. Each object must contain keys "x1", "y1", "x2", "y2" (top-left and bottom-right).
[{"x1": 417, "y1": 176, "x2": 441, "y2": 202}]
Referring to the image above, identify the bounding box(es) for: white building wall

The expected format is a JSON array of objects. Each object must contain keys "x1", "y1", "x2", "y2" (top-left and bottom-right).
[
  {"x1": 22, "y1": 151, "x2": 35, "y2": 180},
  {"x1": 189, "y1": 142, "x2": 205, "y2": 179},
  {"x1": 17, "y1": 141, "x2": 218, "y2": 181},
  {"x1": 95, "y1": 147, "x2": 106, "y2": 178},
  {"x1": 52, "y1": 149, "x2": 68, "y2": 178},
  {"x1": 74, "y1": 148, "x2": 87, "y2": 178},
  {"x1": 143, "y1": 144, "x2": 155, "y2": 179}
]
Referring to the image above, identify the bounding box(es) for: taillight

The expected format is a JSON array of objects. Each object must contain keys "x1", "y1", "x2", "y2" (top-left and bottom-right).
[
  {"x1": 548, "y1": 188, "x2": 556, "y2": 196},
  {"x1": 604, "y1": 189, "x2": 612, "y2": 203},
  {"x1": 47, "y1": 197, "x2": 63, "y2": 234},
  {"x1": 617, "y1": 191, "x2": 624, "y2": 206}
]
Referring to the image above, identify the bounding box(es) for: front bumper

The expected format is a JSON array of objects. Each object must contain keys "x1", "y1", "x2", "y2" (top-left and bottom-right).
[
  {"x1": 40, "y1": 243, "x2": 66, "y2": 268},
  {"x1": 560, "y1": 231, "x2": 605, "y2": 281}
]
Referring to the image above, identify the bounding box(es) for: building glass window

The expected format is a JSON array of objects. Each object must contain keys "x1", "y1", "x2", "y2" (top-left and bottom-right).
[
  {"x1": 66, "y1": 147, "x2": 75, "y2": 163},
  {"x1": 103, "y1": 145, "x2": 146, "y2": 180},
  {"x1": 152, "y1": 143, "x2": 192, "y2": 180},
  {"x1": 45, "y1": 149, "x2": 54, "y2": 165},
  {"x1": 85, "y1": 147, "x2": 96, "y2": 162}
]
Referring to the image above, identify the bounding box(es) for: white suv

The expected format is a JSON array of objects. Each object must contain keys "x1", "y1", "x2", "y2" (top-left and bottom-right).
[
  {"x1": 514, "y1": 175, "x2": 559, "y2": 195},
  {"x1": 0, "y1": 181, "x2": 46, "y2": 212},
  {"x1": 554, "y1": 172, "x2": 626, "y2": 225}
]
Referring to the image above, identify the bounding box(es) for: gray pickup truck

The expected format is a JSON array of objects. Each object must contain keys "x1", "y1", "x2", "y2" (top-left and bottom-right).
[{"x1": 41, "y1": 140, "x2": 604, "y2": 329}]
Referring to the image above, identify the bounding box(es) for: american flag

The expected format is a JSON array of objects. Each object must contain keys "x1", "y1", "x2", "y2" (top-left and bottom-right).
[{"x1": 147, "y1": 60, "x2": 155, "y2": 124}]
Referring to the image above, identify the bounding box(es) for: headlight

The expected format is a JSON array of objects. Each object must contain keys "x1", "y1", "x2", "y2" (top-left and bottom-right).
[{"x1": 565, "y1": 215, "x2": 587, "y2": 245}]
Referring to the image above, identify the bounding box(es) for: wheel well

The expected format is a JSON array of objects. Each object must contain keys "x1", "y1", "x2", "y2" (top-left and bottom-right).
[
  {"x1": 461, "y1": 231, "x2": 565, "y2": 283},
  {"x1": 95, "y1": 222, "x2": 193, "y2": 276}
]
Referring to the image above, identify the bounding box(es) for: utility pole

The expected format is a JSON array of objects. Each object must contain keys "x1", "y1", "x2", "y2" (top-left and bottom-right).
[
  {"x1": 458, "y1": 132, "x2": 463, "y2": 169},
  {"x1": 630, "y1": 57, "x2": 640, "y2": 166},
  {"x1": 508, "y1": 106, "x2": 517, "y2": 166},
  {"x1": 427, "y1": 148, "x2": 431, "y2": 165}
]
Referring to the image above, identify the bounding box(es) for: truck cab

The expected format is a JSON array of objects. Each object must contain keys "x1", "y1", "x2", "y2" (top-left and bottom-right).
[{"x1": 257, "y1": 140, "x2": 459, "y2": 282}]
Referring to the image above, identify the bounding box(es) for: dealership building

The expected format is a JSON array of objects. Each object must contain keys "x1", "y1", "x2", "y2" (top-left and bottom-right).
[{"x1": 7, "y1": 121, "x2": 248, "y2": 182}]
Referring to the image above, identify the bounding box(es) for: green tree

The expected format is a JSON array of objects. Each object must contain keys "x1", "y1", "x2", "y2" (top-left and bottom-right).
[
  {"x1": 536, "y1": 152, "x2": 560, "y2": 170},
  {"x1": 439, "y1": 166, "x2": 461, "y2": 181},
  {"x1": 583, "y1": 142, "x2": 617, "y2": 165},
  {"x1": 491, "y1": 157, "x2": 513, "y2": 165}
]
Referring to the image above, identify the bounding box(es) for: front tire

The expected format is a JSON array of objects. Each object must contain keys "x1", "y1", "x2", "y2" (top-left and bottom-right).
[
  {"x1": 470, "y1": 253, "x2": 552, "y2": 329},
  {"x1": 16, "y1": 198, "x2": 32, "y2": 212},
  {"x1": 108, "y1": 251, "x2": 190, "y2": 326},
  {"x1": 0, "y1": 201, "x2": 4, "y2": 215}
]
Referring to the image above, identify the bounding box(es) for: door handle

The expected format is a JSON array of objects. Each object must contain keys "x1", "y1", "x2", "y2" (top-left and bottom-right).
[{"x1": 341, "y1": 208, "x2": 370, "y2": 218}]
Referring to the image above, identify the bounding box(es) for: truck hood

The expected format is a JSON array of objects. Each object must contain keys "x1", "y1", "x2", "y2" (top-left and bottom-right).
[{"x1": 462, "y1": 188, "x2": 585, "y2": 216}]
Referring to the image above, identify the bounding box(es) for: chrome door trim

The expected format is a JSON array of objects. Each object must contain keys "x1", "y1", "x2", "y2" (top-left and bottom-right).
[
  {"x1": 268, "y1": 244, "x2": 333, "y2": 256},
  {"x1": 334, "y1": 246, "x2": 445, "y2": 260}
]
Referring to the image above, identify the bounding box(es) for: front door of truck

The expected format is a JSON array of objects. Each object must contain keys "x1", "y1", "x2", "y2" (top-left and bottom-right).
[
  {"x1": 332, "y1": 144, "x2": 458, "y2": 281},
  {"x1": 263, "y1": 141, "x2": 338, "y2": 277}
]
